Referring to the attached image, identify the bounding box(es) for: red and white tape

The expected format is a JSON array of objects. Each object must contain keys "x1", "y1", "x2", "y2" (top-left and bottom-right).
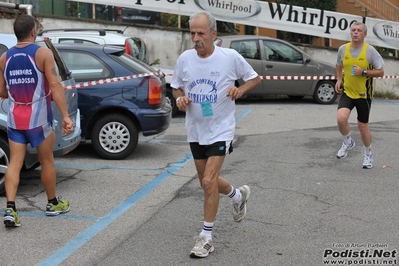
[
  {"x1": 167, "y1": 73, "x2": 399, "y2": 80},
  {"x1": 59, "y1": 73, "x2": 398, "y2": 90},
  {"x1": 2, "y1": 72, "x2": 397, "y2": 100},
  {"x1": 260, "y1": 75, "x2": 336, "y2": 80},
  {"x1": 64, "y1": 71, "x2": 161, "y2": 90},
  {"x1": 259, "y1": 75, "x2": 399, "y2": 80},
  {"x1": 376, "y1": 75, "x2": 399, "y2": 79}
]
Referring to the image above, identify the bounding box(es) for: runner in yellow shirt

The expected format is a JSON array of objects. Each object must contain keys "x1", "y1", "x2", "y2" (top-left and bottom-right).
[{"x1": 334, "y1": 22, "x2": 385, "y2": 169}]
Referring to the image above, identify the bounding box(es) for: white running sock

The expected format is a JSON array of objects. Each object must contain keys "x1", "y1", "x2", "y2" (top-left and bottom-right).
[
  {"x1": 200, "y1": 221, "x2": 214, "y2": 240},
  {"x1": 364, "y1": 145, "x2": 372, "y2": 154},
  {"x1": 227, "y1": 186, "x2": 241, "y2": 203},
  {"x1": 343, "y1": 134, "x2": 352, "y2": 145}
]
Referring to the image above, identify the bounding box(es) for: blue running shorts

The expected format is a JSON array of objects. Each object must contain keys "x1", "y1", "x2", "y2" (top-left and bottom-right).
[{"x1": 8, "y1": 122, "x2": 54, "y2": 148}]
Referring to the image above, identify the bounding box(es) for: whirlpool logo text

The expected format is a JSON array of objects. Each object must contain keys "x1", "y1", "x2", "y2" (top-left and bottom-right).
[
  {"x1": 373, "y1": 22, "x2": 399, "y2": 48},
  {"x1": 194, "y1": 0, "x2": 261, "y2": 19}
]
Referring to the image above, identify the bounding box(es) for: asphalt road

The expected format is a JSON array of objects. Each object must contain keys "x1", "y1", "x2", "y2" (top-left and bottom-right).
[{"x1": 1, "y1": 96, "x2": 399, "y2": 266}]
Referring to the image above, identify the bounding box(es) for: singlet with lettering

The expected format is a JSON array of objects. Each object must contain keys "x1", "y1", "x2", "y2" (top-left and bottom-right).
[
  {"x1": 342, "y1": 42, "x2": 373, "y2": 99},
  {"x1": 4, "y1": 44, "x2": 53, "y2": 130}
]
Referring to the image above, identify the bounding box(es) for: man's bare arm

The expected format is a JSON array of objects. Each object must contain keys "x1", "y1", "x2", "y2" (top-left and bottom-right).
[
  {"x1": 226, "y1": 75, "x2": 261, "y2": 100},
  {"x1": 38, "y1": 47, "x2": 74, "y2": 135},
  {"x1": 173, "y1": 88, "x2": 192, "y2": 112},
  {"x1": 0, "y1": 53, "x2": 8, "y2": 98}
]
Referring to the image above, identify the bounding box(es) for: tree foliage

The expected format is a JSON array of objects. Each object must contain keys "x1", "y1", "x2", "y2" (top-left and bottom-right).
[
  {"x1": 274, "y1": 0, "x2": 337, "y2": 11},
  {"x1": 161, "y1": 13, "x2": 190, "y2": 29},
  {"x1": 161, "y1": 14, "x2": 238, "y2": 33}
]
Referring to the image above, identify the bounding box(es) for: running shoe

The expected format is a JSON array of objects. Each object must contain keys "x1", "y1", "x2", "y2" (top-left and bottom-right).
[
  {"x1": 363, "y1": 153, "x2": 373, "y2": 169},
  {"x1": 3, "y1": 208, "x2": 21, "y2": 227},
  {"x1": 190, "y1": 236, "x2": 214, "y2": 258},
  {"x1": 336, "y1": 139, "x2": 355, "y2": 159},
  {"x1": 233, "y1": 185, "x2": 251, "y2": 222},
  {"x1": 46, "y1": 197, "x2": 70, "y2": 216}
]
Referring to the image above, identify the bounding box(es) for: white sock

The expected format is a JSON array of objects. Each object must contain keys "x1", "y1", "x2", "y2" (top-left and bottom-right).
[
  {"x1": 227, "y1": 186, "x2": 241, "y2": 203},
  {"x1": 364, "y1": 145, "x2": 372, "y2": 154},
  {"x1": 200, "y1": 221, "x2": 214, "y2": 240},
  {"x1": 343, "y1": 134, "x2": 352, "y2": 145}
]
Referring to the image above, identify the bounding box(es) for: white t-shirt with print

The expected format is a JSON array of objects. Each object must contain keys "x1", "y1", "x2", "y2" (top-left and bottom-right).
[{"x1": 171, "y1": 45, "x2": 258, "y2": 145}]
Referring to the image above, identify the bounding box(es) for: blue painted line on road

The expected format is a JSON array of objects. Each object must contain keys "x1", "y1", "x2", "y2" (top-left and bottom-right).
[
  {"x1": 54, "y1": 163, "x2": 162, "y2": 171},
  {"x1": 38, "y1": 108, "x2": 251, "y2": 265},
  {"x1": 236, "y1": 109, "x2": 251, "y2": 122},
  {"x1": 38, "y1": 152, "x2": 193, "y2": 266},
  {"x1": 139, "y1": 138, "x2": 187, "y2": 143}
]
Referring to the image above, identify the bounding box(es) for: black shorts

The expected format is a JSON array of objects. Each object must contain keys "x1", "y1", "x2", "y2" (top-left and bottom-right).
[
  {"x1": 189, "y1": 141, "x2": 233, "y2": 160},
  {"x1": 338, "y1": 93, "x2": 372, "y2": 123}
]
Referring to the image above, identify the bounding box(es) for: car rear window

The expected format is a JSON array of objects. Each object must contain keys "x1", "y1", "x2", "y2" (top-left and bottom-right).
[
  {"x1": 110, "y1": 53, "x2": 156, "y2": 74},
  {"x1": 59, "y1": 50, "x2": 112, "y2": 81},
  {"x1": 230, "y1": 40, "x2": 260, "y2": 60},
  {"x1": 124, "y1": 38, "x2": 148, "y2": 64},
  {"x1": 59, "y1": 39, "x2": 99, "y2": 45},
  {"x1": 36, "y1": 40, "x2": 71, "y2": 81}
]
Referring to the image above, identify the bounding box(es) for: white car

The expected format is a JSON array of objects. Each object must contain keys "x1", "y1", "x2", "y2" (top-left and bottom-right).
[{"x1": 38, "y1": 28, "x2": 179, "y2": 115}]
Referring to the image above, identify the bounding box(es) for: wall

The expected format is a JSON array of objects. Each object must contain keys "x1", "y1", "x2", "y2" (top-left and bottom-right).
[{"x1": 1, "y1": 15, "x2": 398, "y2": 94}]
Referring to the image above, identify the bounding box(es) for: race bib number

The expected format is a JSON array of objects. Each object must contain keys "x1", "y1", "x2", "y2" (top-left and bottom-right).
[{"x1": 200, "y1": 101, "x2": 213, "y2": 117}]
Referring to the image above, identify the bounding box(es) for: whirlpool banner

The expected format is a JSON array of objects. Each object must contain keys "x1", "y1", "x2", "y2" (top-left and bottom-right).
[{"x1": 69, "y1": 0, "x2": 399, "y2": 49}]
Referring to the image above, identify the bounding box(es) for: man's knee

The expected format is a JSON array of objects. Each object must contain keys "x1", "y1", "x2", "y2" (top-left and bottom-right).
[
  {"x1": 337, "y1": 116, "x2": 348, "y2": 126},
  {"x1": 7, "y1": 161, "x2": 24, "y2": 172},
  {"x1": 358, "y1": 121, "x2": 369, "y2": 132},
  {"x1": 201, "y1": 176, "x2": 218, "y2": 191},
  {"x1": 337, "y1": 108, "x2": 350, "y2": 124}
]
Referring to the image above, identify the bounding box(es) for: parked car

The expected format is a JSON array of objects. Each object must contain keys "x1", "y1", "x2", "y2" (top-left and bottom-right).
[
  {"x1": 115, "y1": 7, "x2": 162, "y2": 26},
  {"x1": 214, "y1": 35, "x2": 337, "y2": 104},
  {"x1": 0, "y1": 33, "x2": 81, "y2": 195},
  {"x1": 38, "y1": 28, "x2": 178, "y2": 115},
  {"x1": 38, "y1": 28, "x2": 149, "y2": 64},
  {"x1": 53, "y1": 43, "x2": 171, "y2": 160}
]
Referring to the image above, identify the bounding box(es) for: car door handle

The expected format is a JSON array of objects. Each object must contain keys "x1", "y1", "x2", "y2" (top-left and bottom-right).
[{"x1": 266, "y1": 65, "x2": 273, "y2": 68}]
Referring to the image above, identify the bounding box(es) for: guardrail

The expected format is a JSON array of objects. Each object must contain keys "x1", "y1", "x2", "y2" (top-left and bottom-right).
[
  {"x1": 0, "y1": 2, "x2": 33, "y2": 15},
  {"x1": 350, "y1": 0, "x2": 399, "y2": 21}
]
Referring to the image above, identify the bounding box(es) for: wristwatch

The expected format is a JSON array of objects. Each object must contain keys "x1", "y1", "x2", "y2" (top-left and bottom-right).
[{"x1": 362, "y1": 69, "x2": 368, "y2": 76}]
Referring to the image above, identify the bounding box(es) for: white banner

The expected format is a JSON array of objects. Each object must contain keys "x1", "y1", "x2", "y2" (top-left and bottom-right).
[{"x1": 69, "y1": 0, "x2": 399, "y2": 49}]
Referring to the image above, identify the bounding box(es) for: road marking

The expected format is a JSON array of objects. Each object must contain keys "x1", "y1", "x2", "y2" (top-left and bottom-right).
[
  {"x1": 54, "y1": 163, "x2": 162, "y2": 171},
  {"x1": 38, "y1": 109, "x2": 252, "y2": 266},
  {"x1": 236, "y1": 109, "x2": 251, "y2": 121},
  {"x1": 38, "y1": 153, "x2": 193, "y2": 266}
]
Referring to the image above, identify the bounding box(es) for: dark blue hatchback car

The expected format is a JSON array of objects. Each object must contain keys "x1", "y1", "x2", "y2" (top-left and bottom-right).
[{"x1": 54, "y1": 44, "x2": 172, "y2": 160}]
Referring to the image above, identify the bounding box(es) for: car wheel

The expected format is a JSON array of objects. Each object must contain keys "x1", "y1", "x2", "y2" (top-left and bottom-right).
[
  {"x1": 313, "y1": 81, "x2": 337, "y2": 104},
  {"x1": 91, "y1": 114, "x2": 139, "y2": 160},
  {"x1": 0, "y1": 137, "x2": 10, "y2": 196},
  {"x1": 166, "y1": 87, "x2": 179, "y2": 117}
]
